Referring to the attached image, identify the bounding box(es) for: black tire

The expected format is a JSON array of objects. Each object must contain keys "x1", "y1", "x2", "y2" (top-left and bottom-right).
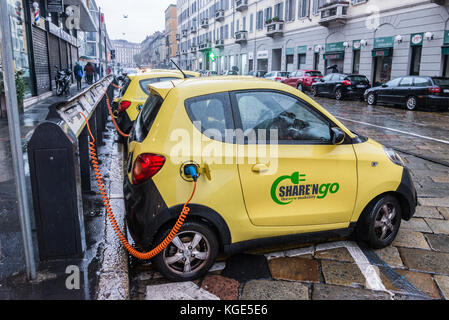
[
  {"x1": 297, "y1": 82, "x2": 303, "y2": 92},
  {"x1": 153, "y1": 221, "x2": 219, "y2": 282},
  {"x1": 335, "y1": 88, "x2": 343, "y2": 100},
  {"x1": 56, "y1": 82, "x2": 63, "y2": 96},
  {"x1": 356, "y1": 195, "x2": 402, "y2": 249},
  {"x1": 367, "y1": 93, "x2": 377, "y2": 105},
  {"x1": 311, "y1": 86, "x2": 318, "y2": 97},
  {"x1": 406, "y1": 96, "x2": 418, "y2": 111}
]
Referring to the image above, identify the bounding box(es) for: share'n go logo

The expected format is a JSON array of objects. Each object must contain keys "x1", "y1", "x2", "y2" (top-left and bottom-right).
[{"x1": 270, "y1": 172, "x2": 340, "y2": 205}]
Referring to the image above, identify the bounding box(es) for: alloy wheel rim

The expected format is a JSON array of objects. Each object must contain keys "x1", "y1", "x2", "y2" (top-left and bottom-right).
[
  {"x1": 368, "y1": 94, "x2": 375, "y2": 104},
  {"x1": 407, "y1": 97, "x2": 416, "y2": 110},
  {"x1": 163, "y1": 230, "x2": 210, "y2": 275},
  {"x1": 336, "y1": 90, "x2": 342, "y2": 99},
  {"x1": 374, "y1": 202, "x2": 398, "y2": 241}
]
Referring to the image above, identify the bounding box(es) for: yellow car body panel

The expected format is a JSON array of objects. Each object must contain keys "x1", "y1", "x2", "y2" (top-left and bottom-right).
[{"x1": 126, "y1": 77, "x2": 407, "y2": 245}]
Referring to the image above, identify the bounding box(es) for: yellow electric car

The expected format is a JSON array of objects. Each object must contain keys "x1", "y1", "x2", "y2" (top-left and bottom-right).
[
  {"x1": 116, "y1": 70, "x2": 199, "y2": 134},
  {"x1": 124, "y1": 77, "x2": 417, "y2": 281}
]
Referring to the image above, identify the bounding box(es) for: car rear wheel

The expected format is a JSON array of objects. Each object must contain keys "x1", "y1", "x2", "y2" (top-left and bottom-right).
[
  {"x1": 356, "y1": 195, "x2": 402, "y2": 249},
  {"x1": 406, "y1": 96, "x2": 418, "y2": 111},
  {"x1": 367, "y1": 93, "x2": 377, "y2": 105},
  {"x1": 153, "y1": 221, "x2": 219, "y2": 282},
  {"x1": 335, "y1": 88, "x2": 343, "y2": 100},
  {"x1": 311, "y1": 86, "x2": 318, "y2": 97}
]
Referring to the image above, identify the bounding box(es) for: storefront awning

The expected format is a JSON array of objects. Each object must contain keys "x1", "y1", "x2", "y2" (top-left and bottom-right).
[
  {"x1": 442, "y1": 46, "x2": 449, "y2": 56},
  {"x1": 64, "y1": 0, "x2": 98, "y2": 32},
  {"x1": 372, "y1": 49, "x2": 391, "y2": 57},
  {"x1": 323, "y1": 52, "x2": 344, "y2": 60}
]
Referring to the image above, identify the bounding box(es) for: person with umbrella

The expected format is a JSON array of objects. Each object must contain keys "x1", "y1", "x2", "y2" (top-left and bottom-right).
[{"x1": 84, "y1": 62, "x2": 95, "y2": 85}]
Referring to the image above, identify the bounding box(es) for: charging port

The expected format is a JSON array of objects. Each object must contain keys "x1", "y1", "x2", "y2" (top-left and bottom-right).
[{"x1": 180, "y1": 162, "x2": 200, "y2": 182}]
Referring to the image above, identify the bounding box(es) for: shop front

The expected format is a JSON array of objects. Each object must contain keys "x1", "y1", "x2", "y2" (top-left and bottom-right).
[
  {"x1": 410, "y1": 33, "x2": 423, "y2": 76},
  {"x1": 372, "y1": 36, "x2": 394, "y2": 86},
  {"x1": 323, "y1": 42, "x2": 345, "y2": 74},
  {"x1": 297, "y1": 46, "x2": 307, "y2": 70},
  {"x1": 443, "y1": 30, "x2": 449, "y2": 78},
  {"x1": 352, "y1": 40, "x2": 361, "y2": 74},
  {"x1": 286, "y1": 47, "x2": 294, "y2": 72},
  {"x1": 257, "y1": 50, "x2": 268, "y2": 72}
]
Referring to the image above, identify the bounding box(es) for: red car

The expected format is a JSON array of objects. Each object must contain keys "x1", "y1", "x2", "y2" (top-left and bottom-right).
[{"x1": 282, "y1": 69, "x2": 323, "y2": 92}]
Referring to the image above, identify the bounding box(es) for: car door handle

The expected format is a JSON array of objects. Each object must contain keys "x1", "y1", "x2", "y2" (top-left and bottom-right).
[{"x1": 252, "y1": 163, "x2": 270, "y2": 173}]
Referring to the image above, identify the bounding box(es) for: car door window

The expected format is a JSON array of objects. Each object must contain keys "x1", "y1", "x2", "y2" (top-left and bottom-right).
[
  {"x1": 399, "y1": 77, "x2": 414, "y2": 87},
  {"x1": 322, "y1": 74, "x2": 333, "y2": 82},
  {"x1": 413, "y1": 77, "x2": 431, "y2": 87},
  {"x1": 185, "y1": 92, "x2": 234, "y2": 141},
  {"x1": 234, "y1": 91, "x2": 332, "y2": 144}
]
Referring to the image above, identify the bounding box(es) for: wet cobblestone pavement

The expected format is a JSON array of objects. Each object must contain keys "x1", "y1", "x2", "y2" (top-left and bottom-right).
[{"x1": 131, "y1": 94, "x2": 449, "y2": 301}]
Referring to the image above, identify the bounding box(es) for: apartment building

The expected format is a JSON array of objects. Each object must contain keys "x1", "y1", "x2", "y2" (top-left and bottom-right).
[
  {"x1": 166, "y1": 4, "x2": 179, "y2": 64},
  {"x1": 176, "y1": 0, "x2": 449, "y2": 84},
  {"x1": 112, "y1": 40, "x2": 142, "y2": 68}
]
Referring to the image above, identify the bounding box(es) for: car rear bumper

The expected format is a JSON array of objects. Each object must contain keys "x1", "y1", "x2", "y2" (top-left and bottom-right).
[
  {"x1": 117, "y1": 111, "x2": 134, "y2": 134},
  {"x1": 344, "y1": 88, "x2": 366, "y2": 98},
  {"x1": 426, "y1": 95, "x2": 449, "y2": 109}
]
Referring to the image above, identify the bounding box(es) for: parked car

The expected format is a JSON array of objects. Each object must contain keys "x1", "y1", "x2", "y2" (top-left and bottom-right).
[
  {"x1": 282, "y1": 70, "x2": 323, "y2": 92},
  {"x1": 222, "y1": 70, "x2": 239, "y2": 76},
  {"x1": 203, "y1": 70, "x2": 218, "y2": 77},
  {"x1": 246, "y1": 70, "x2": 267, "y2": 78},
  {"x1": 125, "y1": 77, "x2": 416, "y2": 281},
  {"x1": 311, "y1": 73, "x2": 371, "y2": 100},
  {"x1": 264, "y1": 71, "x2": 290, "y2": 82},
  {"x1": 364, "y1": 76, "x2": 449, "y2": 111}
]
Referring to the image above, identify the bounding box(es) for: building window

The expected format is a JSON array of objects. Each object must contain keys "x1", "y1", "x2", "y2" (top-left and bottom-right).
[
  {"x1": 286, "y1": 0, "x2": 295, "y2": 21},
  {"x1": 314, "y1": 52, "x2": 319, "y2": 70},
  {"x1": 410, "y1": 46, "x2": 422, "y2": 76},
  {"x1": 352, "y1": 50, "x2": 361, "y2": 74},
  {"x1": 243, "y1": 16, "x2": 246, "y2": 31},
  {"x1": 250, "y1": 14, "x2": 254, "y2": 32},
  {"x1": 298, "y1": 54, "x2": 306, "y2": 69},
  {"x1": 264, "y1": 7, "x2": 272, "y2": 24},
  {"x1": 256, "y1": 10, "x2": 263, "y2": 30},
  {"x1": 274, "y1": 2, "x2": 284, "y2": 20},
  {"x1": 298, "y1": 0, "x2": 309, "y2": 19}
]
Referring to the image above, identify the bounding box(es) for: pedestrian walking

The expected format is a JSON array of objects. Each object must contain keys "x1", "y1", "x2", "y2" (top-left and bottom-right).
[
  {"x1": 84, "y1": 62, "x2": 95, "y2": 85},
  {"x1": 95, "y1": 64, "x2": 101, "y2": 82},
  {"x1": 74, "y1": 62, "x2": 83, "y2": 91}
]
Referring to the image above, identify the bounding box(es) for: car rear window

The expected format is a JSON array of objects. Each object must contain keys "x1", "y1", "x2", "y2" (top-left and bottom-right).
[
  {"x1": 278, "y1": 72, "x2": 289, "y2": 77},
  {"x1": 432, "y1": 78, "x2": 449, "y2": 86},
  {"x1": 305, "y1": 71, "x2": 322, "y2": 77},
  {"x1": 133, "y1": 93, "x2": 164, "y2": 142},
  {"x1": 348, "y1": 75, "x2": 369, "y2": 83},
  {"x1": 139, "y1": 77, "x2": 180, "y2": 94},
  {"x1": 413, "y1": 77, "x2": 432, "y2": 87}
]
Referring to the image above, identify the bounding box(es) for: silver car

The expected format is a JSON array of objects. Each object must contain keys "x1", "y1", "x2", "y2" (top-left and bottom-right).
[{"x1": 264, "y1": 71, "x2": 290, "y2": 82}]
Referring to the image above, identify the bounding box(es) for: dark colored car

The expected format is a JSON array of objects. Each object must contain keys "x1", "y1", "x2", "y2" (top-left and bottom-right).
[
  {"x1": 282, "y1": 70, "x2": 323, "y2": 92},
  {"x1": 247, "y1": 70, "x2": 267, "y2": 78},
  {"x1": 364, "y1": 76, "x2": 449, "y2": 111},
  {"x1": 311, "y1": 73, "x2": 371, "y2": 100}
]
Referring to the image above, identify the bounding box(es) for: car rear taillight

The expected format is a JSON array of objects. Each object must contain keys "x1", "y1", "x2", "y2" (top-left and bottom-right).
[
  {"x1": 429, "y1": 86, "x2": 441, "y2": 95},
  {"x1": 342, "y1": 80, "x2": 352, "y2": 86},
  {"x1": 275, "y1": 77, "x2": 282, "y2": 81},
  {"x1": 132, "y1": 154, "x2": 166, "y2": 185},
  {"x1": 119, "y1": 100, "x2": 132, "y2": 113}
]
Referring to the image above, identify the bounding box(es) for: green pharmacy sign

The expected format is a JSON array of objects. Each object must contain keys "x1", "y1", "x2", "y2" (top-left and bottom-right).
[
  {"x1": 410, "y1": 33, "x2": 424, "y2": 46},
  {"x1": 325, "y1": 42, "x2": 345, "y2": 53},
  {"x1": 374, "y1": 36, "x2": 395, "y2": 49},
  {"x1": 444, "y1": 30, "x2": 449, "y2": 45},
  {"x1": 297, "y1": 46, "x2": 307, "y2": 54}
]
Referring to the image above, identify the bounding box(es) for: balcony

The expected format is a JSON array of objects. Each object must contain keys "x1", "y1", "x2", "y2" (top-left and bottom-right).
[
  {"x1": 235, "y1": 30, "x2": 248, "y2": 44},
  {"x1": 189, "y1": 46, "x2": 197, "y2": 53},
  {"x1": 201, "y1": 18, "x2": 209, "y2": 29},
  {"x1": 215, "y1": 39, "x2": 224, "y2": 48},
  {"x1": 190, "y1": 26, "x2": 197, "y2": 34},
  {"x1": 215, "y1": 9, "x2": 225, "y2": 22},
  {"x1": 266, "y1": 20, "x2": 284, "y2": 37},
  {"x1": 199, "y1": 41, "x2": 212, "y2": 51},
  {"x1": 235, "y1": 0, "x2": 248, "y2": 12},
  {"x1": 176, "y1": 34, "x2": 180, "y2": 41},
  {"x1": 318, "y1": 0, "x2": 349, "y2": 26},
  {"x1": 182, "y1": 29, "x2": 188, "y2": 38},
  {"x1": 181, "y1": 49, "x2": 188, "y2": 55}
]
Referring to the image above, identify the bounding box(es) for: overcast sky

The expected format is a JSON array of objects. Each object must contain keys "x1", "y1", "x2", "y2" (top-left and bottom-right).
[{"x1": 96, "y1": 0, "x2": 175, "y2": 43}]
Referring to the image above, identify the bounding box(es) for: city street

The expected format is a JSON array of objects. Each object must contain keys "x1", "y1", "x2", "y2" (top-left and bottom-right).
[{"x1": 131, "y1": 96, "x2": 449, "y2": 301}]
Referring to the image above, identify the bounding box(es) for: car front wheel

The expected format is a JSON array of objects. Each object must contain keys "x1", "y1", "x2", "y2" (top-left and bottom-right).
[
  {"x1": 367, "y1": 93, "x2": 377, "y2": 105},
  {"x1": 297, "y1": 83, "x2": 303, "y2": 92},
  {"x1": 311, "y1": 86, "x2": 318, "y2": 97},
  {"x1": 335, "y1": 88, "x2": 343, "y2": 100},
  {"x1": 356, "y1": 195, "x2": 402, "y2": 249},
  {"x1": 153, "y1": 221, "x2": 219, "y2": 282}
]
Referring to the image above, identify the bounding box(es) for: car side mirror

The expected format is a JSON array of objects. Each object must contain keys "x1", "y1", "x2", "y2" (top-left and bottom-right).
[
  {"x1": 331, "y1": 127, "x2": 346, "y2": 145},
  {"x1": 320, "y1": 79, "x2": 325, "y2": 82}
]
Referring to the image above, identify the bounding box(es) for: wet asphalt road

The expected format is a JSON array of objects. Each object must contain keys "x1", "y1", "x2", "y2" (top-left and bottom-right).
[{"x1": 132, "y1": 93, "x2": 449, "y2": 301}]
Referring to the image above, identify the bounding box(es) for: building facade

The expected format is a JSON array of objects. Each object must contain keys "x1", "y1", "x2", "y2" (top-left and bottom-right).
[
  {"x1": 111, "y1": 39, "x2": 142, "y2": 68},
  {"x1": 165, "y1": 4, "x2": 179, "y2": 65},
  {"x1": 141, "y1": 31, "x2": 167, "y2": 68},
  {"x1": 176, "y1": 0, "x2": 449, "y2": 83}
]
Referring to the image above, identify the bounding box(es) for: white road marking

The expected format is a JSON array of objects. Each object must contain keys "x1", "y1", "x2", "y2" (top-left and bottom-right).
[
  {"x1": 335, "y1": 116, "x2": 449, "y2": 145},
  {"x1": 146, "y1": 282, "x2": 220, "y2": 300}
]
